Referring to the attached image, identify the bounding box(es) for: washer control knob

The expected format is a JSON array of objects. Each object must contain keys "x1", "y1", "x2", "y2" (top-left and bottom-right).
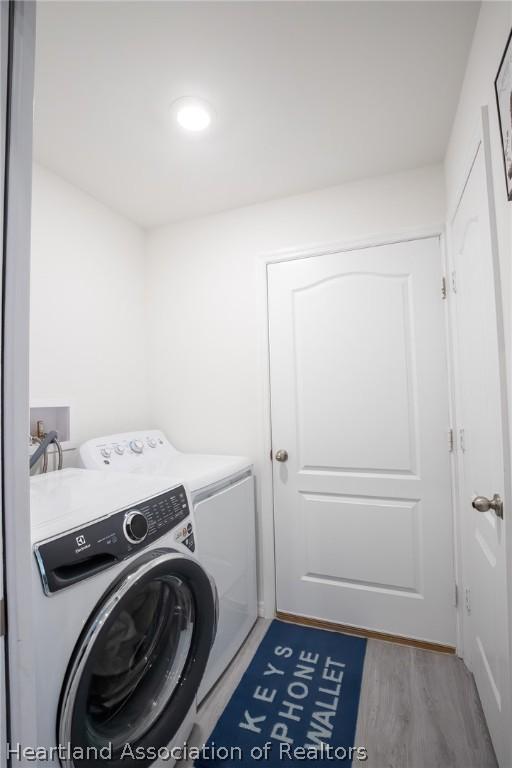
[
  {"x1": 114, "y1": 445, "x2": 125, "y2": 456},
  {"x1": 124, "y1": 510, "x2": 148, "y2": 544},
  {"x1": 100, "y1": 447, "x2": 111, "y2": 459},
  {"x1": 130, "y1": 439, "x2": 144, "y2": 454},
  {"x1": 147, "y1": 438, "x2": 157, "y2": 448}
]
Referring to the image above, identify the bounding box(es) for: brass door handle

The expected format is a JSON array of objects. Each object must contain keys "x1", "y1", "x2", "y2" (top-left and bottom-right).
[
  {"x1": 472, "y1": 494, "x2": 503, "y2": 519},
  {"x1": 275, "y1": 449, "x2": 288, "y2": 463}
]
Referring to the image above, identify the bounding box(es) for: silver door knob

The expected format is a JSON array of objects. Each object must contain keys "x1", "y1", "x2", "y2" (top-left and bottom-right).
[
  {"x1": 472, "y1": 494, "x2": 503, "y2": 519},
  {"x1": 275, "y1": 449, "x2": 288, "y2": 462}
]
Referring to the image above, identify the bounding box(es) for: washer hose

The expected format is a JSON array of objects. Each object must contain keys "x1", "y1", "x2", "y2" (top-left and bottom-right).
[{"x1": 30, "y1": 430, "x2": 63, "y2": 471}]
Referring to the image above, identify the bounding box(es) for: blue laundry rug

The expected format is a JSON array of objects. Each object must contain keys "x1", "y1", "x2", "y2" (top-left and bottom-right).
[{"x1": 194, "y1": 620, "x2": 367, "y2": 767}]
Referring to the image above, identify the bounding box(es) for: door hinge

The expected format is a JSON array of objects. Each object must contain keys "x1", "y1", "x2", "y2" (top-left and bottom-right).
[
  {"x1": 448, "y1": 428, "x2": 455, "y2": 453},
  {"x1": 465, "y1": 587, "x2": 472, "y2": 614},
  {"x1": 270, "y1": 448, "x2": 273, "y2": 461},
  {"x1": 459, "y1": 428, "x2": 466, "y2": 453},
  {"x1": 451, "y1": 270, "x2": 457, "y2": 294},
  {"x1": 441, "y1": 276, "x2": 447, "y2": 300},
  {"x1": 454, "y1": 584, "x2": 459, "y2": 607}
]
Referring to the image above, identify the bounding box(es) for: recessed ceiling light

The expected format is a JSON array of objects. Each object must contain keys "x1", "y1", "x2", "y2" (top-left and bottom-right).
[{"x1": 173, "y1": 97, "x2": 212, "y2": 132}]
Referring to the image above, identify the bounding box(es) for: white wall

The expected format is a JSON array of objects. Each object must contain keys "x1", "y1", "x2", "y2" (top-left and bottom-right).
[
  {"x1": 145, "y1": 163, "x2": 446, "y2": 603},
  {"x1": 445, "y1": 2, "x2": 512, "y2": 363},
  {"x1": 30, "y1": 164, "x2": 148, "y2": 455}
]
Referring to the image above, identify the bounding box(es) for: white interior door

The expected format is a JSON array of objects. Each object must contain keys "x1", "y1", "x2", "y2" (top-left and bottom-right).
[
  {"x1": 268, "y1": 237, "x2": 455, "y2": 645},
  {"x1": 451, "y1": 142, "x2": 511, "y2": 766}
]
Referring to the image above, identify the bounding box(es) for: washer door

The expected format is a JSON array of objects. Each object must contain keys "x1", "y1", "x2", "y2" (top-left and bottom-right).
[{"x1": 59, "y1": 548, "x2": 217, "y2": 768}]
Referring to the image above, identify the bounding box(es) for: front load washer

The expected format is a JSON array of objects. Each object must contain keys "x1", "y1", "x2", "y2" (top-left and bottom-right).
[
  {"x1": 31, "y1": 468, "x2": 217, "y2": 768},
  {"x1": 79, "y1": 430, "x2": 257, "y2": 702}
]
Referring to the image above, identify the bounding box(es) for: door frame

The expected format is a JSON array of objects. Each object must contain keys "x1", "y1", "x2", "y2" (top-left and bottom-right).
[
  {"x1": 1, "y1": 0, "x2": 38, "y2": 758},
  {"x1": 0, "y1": 3, "x2": 9, "y2": 763},
  {"x1": 257, "y1": 225, "x2": 460, "y2": 631},
  {"x1": 446, "y1": 106, "x2": 512, "y2": 712}
]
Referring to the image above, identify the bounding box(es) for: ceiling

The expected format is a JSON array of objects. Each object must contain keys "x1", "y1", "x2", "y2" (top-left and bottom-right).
[{"x1": 34, "y1": 1, "x2": 479, "y2": 229}]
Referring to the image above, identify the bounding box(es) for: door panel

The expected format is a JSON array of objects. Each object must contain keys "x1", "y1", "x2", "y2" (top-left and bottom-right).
[
  {"x1": 295, "y1": 273, "x2": 416, "y2": 473},
  {"x1": 451, "y1": 144, "x2": 510, "y2": 766},
  {"x1": 303, "y1": 494, "x2": 420, "y2": 591},
  {"x1": 269, "y1": 237, "x2": 455, "y2": 644}
]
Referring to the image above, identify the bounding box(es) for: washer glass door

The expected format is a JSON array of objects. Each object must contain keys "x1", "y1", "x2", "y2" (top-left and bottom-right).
[{"x1": 59, "y1": 549, "x2": 217, "y2": 766}]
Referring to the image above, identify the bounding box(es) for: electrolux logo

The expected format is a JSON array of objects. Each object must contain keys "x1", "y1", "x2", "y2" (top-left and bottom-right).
[{"x1": 75, "y1": 534, "x2": 91, "y2": 554}]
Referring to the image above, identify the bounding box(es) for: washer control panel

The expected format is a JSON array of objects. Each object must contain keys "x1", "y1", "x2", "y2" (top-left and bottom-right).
[{"x1": 34, "y1": 484, "x2": 194, "y2": 595}]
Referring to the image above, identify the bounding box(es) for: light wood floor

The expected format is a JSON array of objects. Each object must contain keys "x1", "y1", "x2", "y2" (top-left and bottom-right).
[
  {"x1": 185, "y1": 618, "x2": 497, "y2": 768},
  {"x1": 355, "y1": 637, "x2": 497, "y2": 768}
]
